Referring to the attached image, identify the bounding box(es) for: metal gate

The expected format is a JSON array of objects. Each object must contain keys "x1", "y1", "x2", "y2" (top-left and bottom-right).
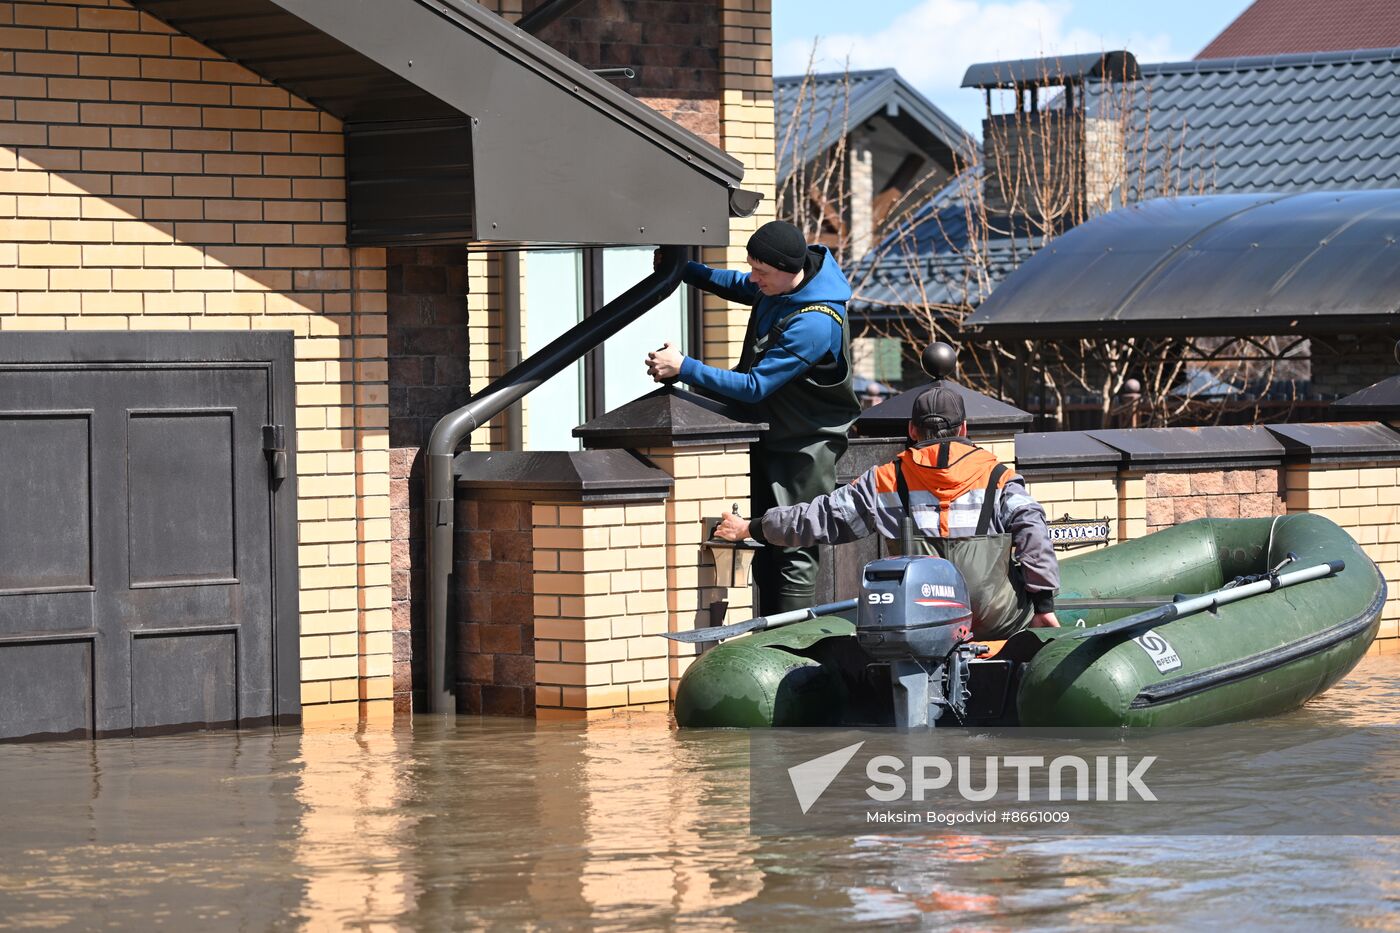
[{"x1": 0, "y1": 333, "x2": 300, "y2": 740}]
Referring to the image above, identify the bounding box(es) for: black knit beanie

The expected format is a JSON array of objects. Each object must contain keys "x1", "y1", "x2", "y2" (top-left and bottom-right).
[{"x1": 746, "y1": 221, "x2": 807, "y2": 273}]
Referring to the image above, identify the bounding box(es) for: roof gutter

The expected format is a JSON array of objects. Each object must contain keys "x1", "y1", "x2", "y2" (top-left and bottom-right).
[{"x1": 422, "y1": 245, "x2": 689, "y2": 713}]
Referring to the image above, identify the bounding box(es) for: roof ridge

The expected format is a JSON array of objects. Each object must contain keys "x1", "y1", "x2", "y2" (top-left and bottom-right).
[
  {"x1": 775, "y1": 67, "x2": 898, "y2": 86},
  {"x1": 1142, "y1": 45, "x2": 1400, "y2": 76}
]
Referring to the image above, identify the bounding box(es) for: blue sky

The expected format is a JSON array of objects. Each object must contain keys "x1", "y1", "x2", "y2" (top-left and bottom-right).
[{"x1": 773, "y1": 0, "x2": 1256, "y2": 134}]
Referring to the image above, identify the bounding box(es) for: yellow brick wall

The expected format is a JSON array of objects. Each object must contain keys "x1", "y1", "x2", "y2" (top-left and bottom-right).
[
  {"x1": 1017, "y1": 456, "x2": 1398, "y2": 651},
  {"x1": 464, "y1": 249, "x2": 508, "y2": 451},
  {"x1": 532, "y1": 501, "x2": 672, "y2": 718},
  {"x1": 978, "y1": 434, "x2": 1017, "y2": 469},
  {"x1": 472, "y1": 0, "x2": 517, "y2": 455},
  {"x1": 637, "y1": 443, "x2": 755, "y2": 692},
  {"x1": 704, "y1": 0, "x2": 775, "y2": 369},
  {"x1": 1021, "y1": 471, "x2": 1122, "y2": 555},
  {"x1": 0, "y1": 0, "x2": 392, "y2": 720},
  {"x1": 1286, "y1": 462, "x2": 1400, "y2": 645}
]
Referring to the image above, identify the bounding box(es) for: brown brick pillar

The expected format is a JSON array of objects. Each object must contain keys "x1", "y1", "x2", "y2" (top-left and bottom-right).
[
  {"x1": 387, "y1": 245, "x2": 469, "y2": 713},
  {"x1": 453, "y1": 448, "x2": 675, "y2": 717}
]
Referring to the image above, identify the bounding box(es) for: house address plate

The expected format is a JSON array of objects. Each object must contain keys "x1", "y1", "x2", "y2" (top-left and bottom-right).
[{"x1": 1046, "y1": 514, "x2": 1112, "y2": 550}]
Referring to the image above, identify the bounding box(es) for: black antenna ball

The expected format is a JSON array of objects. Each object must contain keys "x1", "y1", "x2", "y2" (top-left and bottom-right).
[{"x1": 922, "y1": 342, "x2": 958, "y2": 380}]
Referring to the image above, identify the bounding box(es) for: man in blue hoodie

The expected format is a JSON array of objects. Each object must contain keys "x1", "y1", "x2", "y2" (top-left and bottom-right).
[{"x1": 647, "y1": 221, "x2": 861, "y2": 614}]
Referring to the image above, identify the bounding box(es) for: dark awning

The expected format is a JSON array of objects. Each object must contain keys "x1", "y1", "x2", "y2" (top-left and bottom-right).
[
  {"x1": 1333, "y1": 375, "x2": 1400, "y2": 419},
  {"x1": 961, "y1": 51, "x2": 1138, "y2": 89},
  {"x1": 854, "y1": 380, "x2": 1033, "y2": 437},
  {"x1": 130, "y1": 0, "x2": 747, "y2": 247},
  {"x1": 966, "y1": 190, "x2": 1400, "y2": 338}
]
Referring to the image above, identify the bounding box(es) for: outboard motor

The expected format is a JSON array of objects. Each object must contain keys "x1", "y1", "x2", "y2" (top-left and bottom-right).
[{"x1": 857, "y1": 554, "x2": 982, "y2": 727}]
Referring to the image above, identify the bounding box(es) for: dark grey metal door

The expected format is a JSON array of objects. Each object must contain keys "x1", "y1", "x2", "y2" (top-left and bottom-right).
[{"x1": 0, "y1": 333, "x2": 300, "y2": 741}]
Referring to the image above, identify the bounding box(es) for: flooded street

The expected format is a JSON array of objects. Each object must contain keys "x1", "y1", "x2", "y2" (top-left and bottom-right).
[{"x1": 1, "y1": 655, "x2": 1398, "y2": 931}]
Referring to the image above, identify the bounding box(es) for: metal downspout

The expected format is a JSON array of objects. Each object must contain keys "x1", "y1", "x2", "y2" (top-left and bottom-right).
[
  {"x1": 516, "y1": 0, "x2": 588, "y2": 35},
  {"x1": 423, "y1": 245, "x2": 688, "y2": 713},
  {"x1": 501, "y1": 251, "x2": 523, "y2": 451}
]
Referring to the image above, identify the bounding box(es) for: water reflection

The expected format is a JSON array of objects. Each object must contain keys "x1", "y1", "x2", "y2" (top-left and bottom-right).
[{"x1": 0, "y1": 655, "x2": 1396, "y2": 930}]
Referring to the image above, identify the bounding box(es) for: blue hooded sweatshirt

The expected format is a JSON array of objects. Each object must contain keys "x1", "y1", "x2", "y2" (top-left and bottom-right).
[{"x1": 677, "y1": 245, "x2": 852, "y2": 404}]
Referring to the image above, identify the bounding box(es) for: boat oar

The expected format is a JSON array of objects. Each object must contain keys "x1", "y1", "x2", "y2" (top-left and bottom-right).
[
  {"x1": 1057, "y1": 597, "x2": 1183, "y2": 611},
  {"x1": 665, "y1": 593, "x2": 1196, "y2": 645},
  {"x1": 1071, "y1": 560, "x2": 1345, "y2": 641},
  {"x1": 663, "y1": 599, "x2": 859, "y2": 644}
]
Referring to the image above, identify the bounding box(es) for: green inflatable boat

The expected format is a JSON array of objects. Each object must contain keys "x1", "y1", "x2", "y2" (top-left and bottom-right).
[{"x1": 674, "y1": 515, "x2": 1385, "y2": 728}]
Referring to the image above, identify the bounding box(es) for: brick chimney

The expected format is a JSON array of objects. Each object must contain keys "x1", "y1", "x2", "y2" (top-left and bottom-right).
[{"x1": 963, "y1": 52, "x2": 1137, "y2": 228}]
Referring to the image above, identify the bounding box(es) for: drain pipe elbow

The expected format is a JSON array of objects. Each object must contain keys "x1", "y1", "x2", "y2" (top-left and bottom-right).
[{"x1": 423, "y1": 245, "x2": 688, "y2": 714}]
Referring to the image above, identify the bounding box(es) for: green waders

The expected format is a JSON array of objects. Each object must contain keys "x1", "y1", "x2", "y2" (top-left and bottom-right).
[
  {"x1": 740, "y1": 305, "x2": 860, "y2": 616},
  {"x1": 893, "y1": 459, "x2": 1033, "y2": 640}
]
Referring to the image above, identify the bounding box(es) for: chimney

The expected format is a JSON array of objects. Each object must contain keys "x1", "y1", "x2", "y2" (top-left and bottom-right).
[{"x1": 961, "y1": 51, "x2": 1138, "y2": 229}]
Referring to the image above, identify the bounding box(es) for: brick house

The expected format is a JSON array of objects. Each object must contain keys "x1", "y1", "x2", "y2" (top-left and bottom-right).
[{"x1": 0, "y1": 0, "x2": 774, "y2": 737}]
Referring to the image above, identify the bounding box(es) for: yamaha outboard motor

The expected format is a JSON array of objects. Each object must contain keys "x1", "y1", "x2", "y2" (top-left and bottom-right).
[{"x1": 857, "y1": 554, "x2": 982, "y2": 727}]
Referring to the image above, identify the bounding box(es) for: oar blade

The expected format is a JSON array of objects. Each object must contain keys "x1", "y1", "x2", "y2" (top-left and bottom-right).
[
  {"x1": 1069, "y1": 605, "x2": 1174, "y2": 640},
  {"x1": 662, "y1": 617, "x2": 766, "y2": 644}
]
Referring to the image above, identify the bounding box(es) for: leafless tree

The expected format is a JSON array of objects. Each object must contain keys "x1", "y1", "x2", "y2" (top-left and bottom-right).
[{"x1": 780, "y1": 52, "x2": 1304, "y2": 428}]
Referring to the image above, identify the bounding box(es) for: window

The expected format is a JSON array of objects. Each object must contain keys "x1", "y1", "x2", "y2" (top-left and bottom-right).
[
  {"x1": 522, "y1": 247, "x2": 693, "y2": 450},
  {"x1": 522, "y1": 249, "x2": 586, "y2": 452}
]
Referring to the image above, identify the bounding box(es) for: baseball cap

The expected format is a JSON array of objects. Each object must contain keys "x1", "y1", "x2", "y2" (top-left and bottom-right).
[{"x1": 911, "y1": 382, "x2": 966, "y2": 434}]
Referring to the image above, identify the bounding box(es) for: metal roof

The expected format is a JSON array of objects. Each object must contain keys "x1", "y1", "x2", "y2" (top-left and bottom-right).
[
  {"x1": 854, "y1": 45, "x2": 1400, "y2": 315},
  {"x1": 961, "y1": 51, "x2": 1139, "y2": 89},
  {"x1": 573, "y1": 387, "x2": 766, "y2": 449},
  {"x1": 854, "y1": 380, "x2": 1033, "y2": 437},
  {"x1": 1198, "y1": 0, "x2": 1400, "y2": 60},
  {"x1": 966, "y1": 189, "x2": 1400, "y2": 337},
  {"x1": 1015, "y1": 431, "x2": 1123, "y2": 474},
  {"x1": 1095, "y1": 46, "x2": 1400, "y2": 199},
  {"x1": 851, "y1": 170, "x2": 1043, "y2": 314},
  {"x1": 1265, "y1": 422, "x2": 1400, "y2": 461},
  {"x1": 1333, "y1": 374, "x2": 1400, "y2": 417},
  {"x1": 1087, "y1": 426, "x2": 1285, "y2": 469},
  {"x1": 854, "y1": 240, "x2": 1037, "y2": 318},
  {"x1": 775, "y1": 69, "x2": 974, "y2": 182},
  {"x1": 130, "y1": 0, "x2": 745, "y2": 247}
]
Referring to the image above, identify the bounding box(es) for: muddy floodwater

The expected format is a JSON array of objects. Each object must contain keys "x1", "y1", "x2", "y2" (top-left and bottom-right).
[{"x1": 2, "y1": 655, "x2": 1398, "y2": 931}]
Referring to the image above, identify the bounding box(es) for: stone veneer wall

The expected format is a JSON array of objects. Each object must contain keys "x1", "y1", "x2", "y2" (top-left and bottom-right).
[
  {"x1": 441, "y1": 422, "x2": 1400, "y2": 722},
  {"x1": 455, "y1": 498, "x2": 536, "y2": 715},
  {"x1": 1142, "y1": 469, "x2": 1286, "y2": 533},
  {"x1": 0, "y1": 0, "x2": 393, "y2": 721},
  {"x1": 385, "y1": 247, "x2": 471, "y2": 712}
]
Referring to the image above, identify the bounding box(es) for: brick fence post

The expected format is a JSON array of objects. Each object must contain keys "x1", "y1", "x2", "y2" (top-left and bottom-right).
[
  {"x1": 454, "y1": 448, "x2": 673, "y2": 718},
  {"x1": 574, "y1": 388, "x2": 764, "y2": 697}
]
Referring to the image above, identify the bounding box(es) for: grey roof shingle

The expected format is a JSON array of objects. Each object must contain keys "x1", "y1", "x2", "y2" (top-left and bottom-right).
[
  {"x1": 855, "y1": 45, "x2": 1400, "y2": 314},
  {"x1": 854, "y1": 240, "x2": 1040, "y2": 316},
  {"x1": 774, "y1": 69, "x2": 973, "y2": 182},
  {"x1": 1099, "y1": 46, "x2": 1400, "y2": 199}
]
